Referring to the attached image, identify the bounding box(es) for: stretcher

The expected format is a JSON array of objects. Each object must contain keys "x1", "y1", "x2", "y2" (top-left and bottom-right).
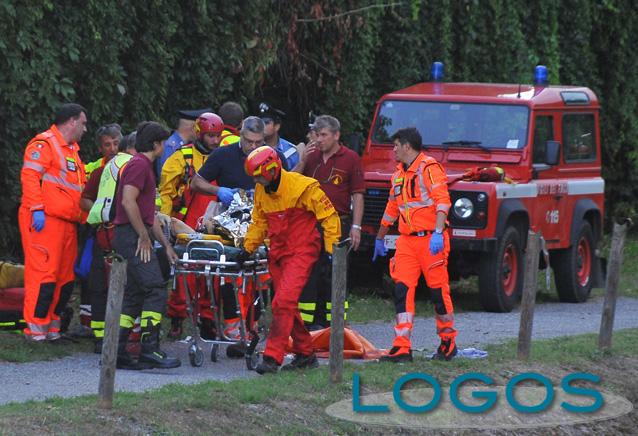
[{"x1": 171, "y1": 237, "x2": 270, "y2": 370}]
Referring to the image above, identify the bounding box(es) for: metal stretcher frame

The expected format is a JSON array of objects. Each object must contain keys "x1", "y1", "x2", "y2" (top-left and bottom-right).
[{"x1": 171, "y1": 239, "x2": 270, "y2": 370}]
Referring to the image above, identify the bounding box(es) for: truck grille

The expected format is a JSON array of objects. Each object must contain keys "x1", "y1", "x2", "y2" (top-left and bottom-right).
[{"x1": 363, "y1": 188, "x2": 390, "y2": 226}]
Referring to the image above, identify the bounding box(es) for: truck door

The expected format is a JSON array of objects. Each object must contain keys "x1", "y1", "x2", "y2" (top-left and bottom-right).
[{"x1": 531, "y1": 114, "x2": 566, "y2": 247}]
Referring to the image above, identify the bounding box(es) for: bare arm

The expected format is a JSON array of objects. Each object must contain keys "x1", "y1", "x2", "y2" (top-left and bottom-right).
[
  {"x1": 349, "y1": 192, "x2": 364, "y2": 251},
  {"x1": 121, "y1": 184, "x2": 152, "y2": 262},
  {"x1": 291, "y1": 141, "x2": 317, "y2": 173},
  {"x1": 435, "y1": 210, "x2": 447, "y2": 233},
  {"x1": 80, "y1": 198, "x2": 94, "y2": 212},
  {"x1": 375, "y1": 225, "x2": 389, "y2": 241},
  {"x1": 152, "y1": 214, "x2": 178, "y2": 264}
]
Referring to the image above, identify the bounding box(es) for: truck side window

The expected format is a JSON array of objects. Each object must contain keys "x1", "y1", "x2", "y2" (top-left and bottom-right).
[
  {"x1": 532, "y1": 116, "x2": 553, "y2": 163},
  {"x1": 563, "y1": 114, "x2": 596, "y2": 161}
]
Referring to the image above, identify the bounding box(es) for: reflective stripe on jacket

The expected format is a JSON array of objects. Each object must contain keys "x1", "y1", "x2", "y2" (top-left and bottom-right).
[
  {"x1": 158, "y1": 143, "x2": 216, "y2": 227},
  {"x1": 20, "y1": 125, "x2": 86, "y2": 222},
  {"x1": 380, "y1": 152, "x2": 451, "y2": 234},
  {"x1": 87, "y1": 152, "x2": 133, "y2": 225},
  {"x1": 220, "y1": 129, "x2": 240, "y2": 147},
  {"x1": 244, "y1": 170, "x2": 341, "y2": 256}
]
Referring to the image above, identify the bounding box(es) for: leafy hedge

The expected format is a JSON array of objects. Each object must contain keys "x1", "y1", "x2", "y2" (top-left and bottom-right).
[{"x1": 1, "y1": 1, "x2": 636, "y2": 256}]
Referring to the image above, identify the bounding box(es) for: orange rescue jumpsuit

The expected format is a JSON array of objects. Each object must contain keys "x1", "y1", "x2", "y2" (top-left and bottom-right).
[
  {"x1": 19, "y1": 125, "x2": 86, "y2": 339},
  {"x1": 244, "y1": 170, "x2": 340, "y2": 364},
  {"x1": 380, "y1": 152, "x2": 455, "y2": 350}
]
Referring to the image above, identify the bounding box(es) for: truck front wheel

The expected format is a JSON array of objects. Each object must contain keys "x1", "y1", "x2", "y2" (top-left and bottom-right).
[
  {"x1": 551, "y1": 221, "x2": 594, "y2": 303},
  {"x1": 479, "y1": 226, "x2": 523, "y2": 312}
]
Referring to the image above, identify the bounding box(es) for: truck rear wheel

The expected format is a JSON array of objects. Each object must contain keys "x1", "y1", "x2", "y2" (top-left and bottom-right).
[
  {"x1": 479, "y1": 226, "x2": 523, "y2": 312},
  {"x1": 551, "y1": 221, "x2": 594, "y2": 303}
]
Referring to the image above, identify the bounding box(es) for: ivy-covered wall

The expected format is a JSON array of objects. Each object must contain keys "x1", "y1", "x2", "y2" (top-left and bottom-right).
[{"x1": 1, "y1": 1, "x2": 636, "y2": 256}]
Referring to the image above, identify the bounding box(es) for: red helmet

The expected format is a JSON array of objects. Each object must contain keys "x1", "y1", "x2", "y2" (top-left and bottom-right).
[
  {"x1": 244, "y1": 146, "x2": 282, "y2": 182},
  {"x1": 194, "y1": 112, "x2": 224, "y2": 140}
]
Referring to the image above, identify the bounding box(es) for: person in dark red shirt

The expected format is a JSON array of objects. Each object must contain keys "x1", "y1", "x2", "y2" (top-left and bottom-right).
[
  {"x1": 113, "y1": 121, "x2": 180, "y2": 370},
  {"x1": 295, "y1": 115, "x2": 365, "y2": 329}
]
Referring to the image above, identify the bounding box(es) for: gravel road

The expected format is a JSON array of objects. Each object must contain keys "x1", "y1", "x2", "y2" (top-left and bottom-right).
[{"x1": 2, "y1": 296, "x2": 638, "y2": 406}]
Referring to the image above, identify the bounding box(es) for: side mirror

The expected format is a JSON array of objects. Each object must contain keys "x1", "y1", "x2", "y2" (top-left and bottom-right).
[
  {"x1": 545, "y1": 140, "x2": 560, "y2": 166},
  {"x1": 342, "y1": 133, "x2": 365, "y2": 156}
]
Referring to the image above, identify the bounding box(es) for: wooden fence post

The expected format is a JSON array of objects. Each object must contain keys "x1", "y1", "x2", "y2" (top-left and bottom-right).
[
  {"x1": 517, "y1": 230, "x2": 540, "y2": 360},
  {"x1": 329, "y1": 242, "x2": 348, "y2": 384},
  {"x1": 598, "y1": 219, "x2": 632, "y2": 350},
  {"x1": 98, "y1": 256, "x2": 127, "y2": 409}
]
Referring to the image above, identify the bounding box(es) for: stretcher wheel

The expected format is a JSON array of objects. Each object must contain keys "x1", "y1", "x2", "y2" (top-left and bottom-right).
[
  {"x1": 246, "y1": 352, "x2": 259, "y2": 370},
  {"x1": 189, "y1": 348, "x2": 204, "y2": 367},
  {"x1": 210, "y1": 344, "x2": 219, "y2": 362}
]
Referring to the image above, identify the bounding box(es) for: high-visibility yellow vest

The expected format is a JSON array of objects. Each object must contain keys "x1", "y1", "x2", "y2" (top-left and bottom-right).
[
  {"x1": 87, "y1": 153, "x2": 133, "y2": 225},
  {"x1": 85, "y1": 157, "x2": 105, "y2": 180}
]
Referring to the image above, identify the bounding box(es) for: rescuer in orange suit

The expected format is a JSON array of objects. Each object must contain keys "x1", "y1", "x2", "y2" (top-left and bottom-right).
[
  {"x1": 239, "y1": 146, "x2": 340, "y2": 374},
  {"x1": 19, "y1": 103, "x2": 88, "y2": 341},
  {"x1": 159, "y1": 112, "x2": 223, "y2": 339},
  {"x1": 373, "y1": 127, "x2": 457, "y2": 361}
]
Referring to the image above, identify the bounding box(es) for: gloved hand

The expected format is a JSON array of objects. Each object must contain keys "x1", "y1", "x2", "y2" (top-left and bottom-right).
[
  {"x1": 217, "y1": 187, "x2": 239, "y2": 207},
  {"x1": 429, "y1": 231, "x2": 444, "y2": 255},
  {"x1": 236, "y1": 249, "x2": 251, "y2": 266},
  {"x1": 372, "y1": 239, "x2": 387, "y2": 262},
  {"x1": 31, "y1": 210, "x2": 45, "y2": 232}
]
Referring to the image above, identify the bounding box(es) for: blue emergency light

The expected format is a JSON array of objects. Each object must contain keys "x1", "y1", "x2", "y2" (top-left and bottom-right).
[
  {"x1": 534, "y1": 65, "x2": 548, "y2": 86},
  {"x1": 431, "y1": 62, "x2": 444, "y2": 82}
]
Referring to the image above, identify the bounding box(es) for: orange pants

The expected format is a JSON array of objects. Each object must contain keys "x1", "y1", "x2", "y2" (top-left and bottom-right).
[
  {"x1": 18, "y1": 207, "x2": 77, "y2": 338},
  {"x1": 389, "y1": 232, "x2": 455, "y2": 349}
]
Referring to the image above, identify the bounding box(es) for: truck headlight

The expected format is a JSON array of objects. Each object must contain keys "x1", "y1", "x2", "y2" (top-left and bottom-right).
[{"x1": 453, "y1": 197, "x2": 474, "y2": 219}]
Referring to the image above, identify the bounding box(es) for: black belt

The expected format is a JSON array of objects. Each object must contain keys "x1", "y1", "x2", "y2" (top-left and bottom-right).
[{"x1": 410, "y1": 230, "x2": 434, "y2": 237}]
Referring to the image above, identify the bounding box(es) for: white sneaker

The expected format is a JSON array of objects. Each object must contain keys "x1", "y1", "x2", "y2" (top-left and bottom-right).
[{"x1": 26, "y1": 334, "x2": 47, "y2": 342}]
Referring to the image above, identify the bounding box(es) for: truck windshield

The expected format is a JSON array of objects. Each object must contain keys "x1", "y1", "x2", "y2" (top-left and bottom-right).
[{"x1": 372, "y1": 100, "x2": 529, "y2": 150}]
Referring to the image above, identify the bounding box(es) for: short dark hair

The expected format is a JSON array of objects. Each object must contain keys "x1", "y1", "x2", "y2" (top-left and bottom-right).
[
  {"x1": 54, "y1": 103, "x2": 87, "y2": 125},
  {"x1": 219, "y1": 101, "x2": 243, "y2": 128},
  {"x1": 391, "y1": 127, "x2": 422, "y2": 151},
  {"x1": 135, "y1": 122, "x2": 170, "y2": 152}
]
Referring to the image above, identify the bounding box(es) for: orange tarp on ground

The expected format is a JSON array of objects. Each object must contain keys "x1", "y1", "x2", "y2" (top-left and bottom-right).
[{"x1": 287, "y1": 327, "x2": 386, "y2": 360}]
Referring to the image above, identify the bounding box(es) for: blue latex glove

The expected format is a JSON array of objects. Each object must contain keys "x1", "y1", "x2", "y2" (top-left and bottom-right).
[
  {"x1": 429, "y1": 231, "x2": 444, "y2": 255},
  {"x1": 217, "y1": 187, "x2": 238, "y2": 206},
  {"x1": 31, "y1": 210, "x2": 45, "y2": 232},
  {"x1": 372, "y1": 239, "x2": 388, "y2": 262}
]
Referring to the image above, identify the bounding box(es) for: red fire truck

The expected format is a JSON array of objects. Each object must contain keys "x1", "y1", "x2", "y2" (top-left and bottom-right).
[{"x1": 360, "y1": 63, "x2": 605, "y2": 312}]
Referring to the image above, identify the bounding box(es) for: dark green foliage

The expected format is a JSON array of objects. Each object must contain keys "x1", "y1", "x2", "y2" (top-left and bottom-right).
[{"x1": 1, "y1": 0, "x2": 636, "y2": 256}]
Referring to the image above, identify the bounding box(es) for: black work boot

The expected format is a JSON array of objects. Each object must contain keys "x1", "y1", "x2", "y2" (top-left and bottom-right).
[
  {"x1": 379, "y1": 346, "x2": 413, "y2": 363},
  {"x1": 116, "y1": 328, "x2": 152, "y2": 370},
  {"x1": 139, "y1": 323, "x2": 181, "y2": 369},
  {"x1": 281, "y1": 353, "x2": 319, "y2": 371},
  {"x1": 432, "y1": 337, "x2": 457, "y2": 361},
  {"x1": 255, "y1": 355, "x2": 280, "y2": 375}
]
